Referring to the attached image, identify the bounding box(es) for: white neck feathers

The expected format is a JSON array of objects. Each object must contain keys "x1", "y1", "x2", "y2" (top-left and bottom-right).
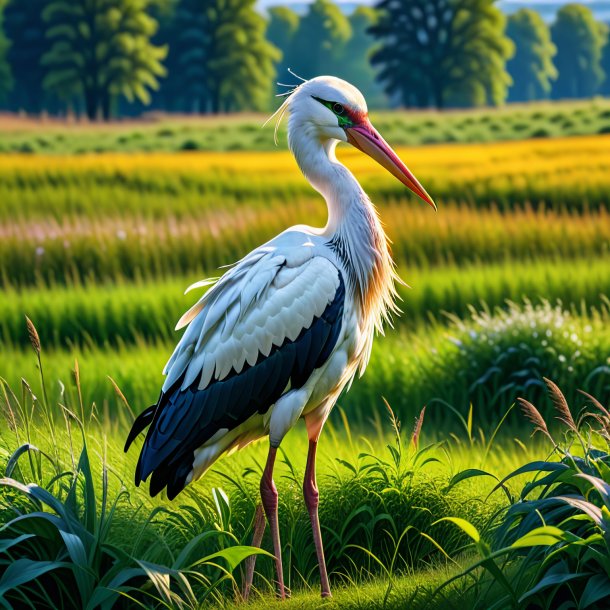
[{"x1": 287, "y1": 118, "x2": 400, "y2": 337}]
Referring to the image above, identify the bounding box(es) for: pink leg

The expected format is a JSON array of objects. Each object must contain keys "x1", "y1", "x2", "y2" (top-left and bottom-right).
[
  {"x1": 260, "y1": 446, "x2": 286, "y2": 600},
  {"x1": 242, "y1": 504, "x2": 266, "y2": 601},
  {"x1": 303, "y1": 439, "x2": 331, "y2": 598}
]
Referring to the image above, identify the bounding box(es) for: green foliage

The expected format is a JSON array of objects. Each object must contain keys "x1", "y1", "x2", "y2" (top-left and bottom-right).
[
  {"x1": 2, "y1": 257, "x2": 609, "y2": 347},
  {"x1": 163, "y1": 0, "x2": 279, "y2": 113},
  {"x1": 600, "y1": 33, "x2": 610, "y2": 96},
  {"x1": 0, "y1": 351, "x2": 267, "y2": 609},
  {"x1": 0, "y1": 339, "x2": 516, "y2": 606},
  {"x1": 266, "y1": 6, "x2": 300, "y2": 91},
  {"x1": 0, "y1": 0, "x2": 13, "y2": 102},
  {"x1": 290, "y1": 0, "x2": 351, "y2": 79},
  {"x1": 2, "y1": 301, "x2": 609, "y2": 428},
  {"x1": 370, "y1": 0, "x2": 514, "y2": 108},
  {"x1": 439, "y1": 382, "x2": 610, "y2": 609},
  {"x1": 551, "y1": 3, "x2": 606, "y2": 100},
  {"x1": 337, "y1": 6, "x2": 386, "y2": 108},
  {"x1": 42, "y1": 0, "x2": 167, "y2": 120},
  {"x1": 506, "y1": 9, "x2": 557, "y2": 102},
  {"x1": 3, "y1": 0, "x2": 52, "y2": 113},
  {"x1": 2, "y1": 100, "x2": 610, "y2": 152}
]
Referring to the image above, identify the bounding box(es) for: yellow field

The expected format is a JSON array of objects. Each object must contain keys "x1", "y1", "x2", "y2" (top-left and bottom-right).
[{"x1": 1, "y1": 134, "x2": 608, "y2": 189}]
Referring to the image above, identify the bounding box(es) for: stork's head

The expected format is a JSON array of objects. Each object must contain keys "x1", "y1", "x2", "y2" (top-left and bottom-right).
[{"x1": 282, "y1": 75, "x2": 436, "y2": 210}]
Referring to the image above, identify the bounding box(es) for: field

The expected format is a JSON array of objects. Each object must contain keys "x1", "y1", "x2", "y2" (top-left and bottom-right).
[
  {"x1": 1, "y1": 110, "x2": 610, "y2": 608},
  {"x1": 2, "y1": 98, "x2": 610, "y2": 154}
]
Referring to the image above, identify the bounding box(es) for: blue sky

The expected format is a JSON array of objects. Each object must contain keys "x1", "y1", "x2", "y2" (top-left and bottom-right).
[{"x1": 257, "y1": 0, "x2": 610, "y2": 22}]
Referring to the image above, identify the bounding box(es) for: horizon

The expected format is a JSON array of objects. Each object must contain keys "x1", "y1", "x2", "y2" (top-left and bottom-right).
[{"x1": 257, "y1": 0, "x2": 610, "y2": 22}]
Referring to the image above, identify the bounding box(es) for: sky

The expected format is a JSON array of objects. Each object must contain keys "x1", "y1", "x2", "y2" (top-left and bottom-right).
[{"x1": 257, "y1": 0, "x2": 610, "y2": 22}]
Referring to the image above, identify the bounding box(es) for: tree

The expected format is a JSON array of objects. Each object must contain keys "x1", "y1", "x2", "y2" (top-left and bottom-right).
[
  {"x1": 338, "y1": 6, "x2": 386, "y2": 107},
  {"x1": 42, "y1": 0, "x2": 167, "y2": 120},
  {"x1": 164, "y1": 0, "x2": 279, "y2": 113},
  {"x1": 370, "y1": 0, "x2": 513, "y2": 109},
  {"x1": 551, "y1": 4, "x2": 605, "y2": 99},
  {"x1": 506, "y1": 9, "x2": 557, "y2": 102},
  {"x1": 266, "y1": 6, "x2": 299, "y2": 87},
  {"x1": 0, "y1": 0, "x2": 12, "y2": 103},
  {"x1": 3, "y1": 0, "x2": 50, "y2": 112},
  {"x1": 601, "y1": 30, "x2": 610, "y2": 96},
  {"x1": 290, "y1": 0, "x2": 351, "y2": 79}
]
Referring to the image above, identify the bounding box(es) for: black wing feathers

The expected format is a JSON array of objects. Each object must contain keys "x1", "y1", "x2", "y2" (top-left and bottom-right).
[{"x1": 126, "y1": 273, "x2": 345, "y2": 500}]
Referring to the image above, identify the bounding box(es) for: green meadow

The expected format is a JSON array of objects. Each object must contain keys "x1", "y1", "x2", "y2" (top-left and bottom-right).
[
  {"x1": 1, "y1": 98, "x2": 610, "y2": 154},
  {"x1": 1, "y1": 112, "x2": 609, "y2": 608}
]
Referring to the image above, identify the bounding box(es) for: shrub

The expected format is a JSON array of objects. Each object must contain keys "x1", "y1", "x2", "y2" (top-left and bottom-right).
[{"x1": 437, "y1": 380, "x2": 610, "y2": 609}]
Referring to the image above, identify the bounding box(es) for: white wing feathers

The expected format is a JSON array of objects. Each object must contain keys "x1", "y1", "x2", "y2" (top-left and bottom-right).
[{"x1": 162, "y1": 247, "x2": 342, "y2": 396}]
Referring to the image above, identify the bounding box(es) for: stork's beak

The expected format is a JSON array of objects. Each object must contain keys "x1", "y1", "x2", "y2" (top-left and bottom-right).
[{"x1": 346, "y1": 120, "x2": 436, "y2": 210}]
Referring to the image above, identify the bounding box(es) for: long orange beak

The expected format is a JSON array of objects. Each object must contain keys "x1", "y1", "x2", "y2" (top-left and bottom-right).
[{"x1": 346, "y1": 120, "x2": 436, "y2": 210}]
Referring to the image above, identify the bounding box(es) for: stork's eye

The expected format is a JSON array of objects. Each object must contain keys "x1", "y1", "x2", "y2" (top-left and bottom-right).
[{"x1": 333, "y1": 103, "x2": 345, "y2": 115}]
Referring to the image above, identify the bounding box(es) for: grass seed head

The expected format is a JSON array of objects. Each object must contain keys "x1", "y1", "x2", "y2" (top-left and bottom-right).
[
  {"x1": 544, "y1": 377, "x2": 577, "y2": 432},
  {"x1": 518, "y1": 397, "x2": 555, "y2": 445},
  {"x1": 25, "y1": 316, "x2": 41, "y2": 354},
  {"x1": 411, "y1": 406, "x2": 426, "y2": 449}
]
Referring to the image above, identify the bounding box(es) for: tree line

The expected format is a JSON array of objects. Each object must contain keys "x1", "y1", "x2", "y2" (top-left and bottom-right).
[{"x1": 0, "y1": 0, "x2": 609, "y2": 120}]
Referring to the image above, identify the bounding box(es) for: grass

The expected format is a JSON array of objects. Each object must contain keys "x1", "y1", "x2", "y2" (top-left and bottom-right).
[
  {"x1": 0, "y1": 136, "x2": 609, "y2": 225},
  {"x1": 1, "y1": 113, "x2": 609, "y2": 606},
  {"x1": 3, "y1": 335, "x2": 605, "y2": 609},
  {"x1": 1, "y1": 302, "x2": 608, "y2": 427},
  {"x1": 237, "y1": 563, "x2": 480, "y2": 609},
  {"x1": 1, "y1": 257, "x2": 609, "y2": 350},
  {"x1": 1, "y1": 99, "x2": 610, "y2": 154},
  {"x1": 2, "y1": 202, "x2": 608, "y2": 288},
  {"x1": 0, "y1": 335, "x2": 549, "y2": 608}
]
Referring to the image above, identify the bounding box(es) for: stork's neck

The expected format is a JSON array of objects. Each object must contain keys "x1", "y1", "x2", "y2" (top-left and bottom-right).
[
  {"x1": 289, "y1": 121, "x2": 370, "y2": 232},
  {"x1": 288, "y1": 121, "x2": 398, "y2": 330}
]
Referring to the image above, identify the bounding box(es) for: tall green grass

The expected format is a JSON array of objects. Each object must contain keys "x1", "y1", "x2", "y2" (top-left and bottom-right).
[
  {"x1": 2, "y1": 204, "x2": 608, "y2": 288},
  {"x1": 436, "y1": 380, "x2": 610, "y2": 610},
  {"x1": 0, "y1": 332, "x2": 542, "y2": 608},
  {"x1": 1, "y1": 257, "x2": 608, "y2": 350},
  {"x1": 1, "y1": 302, "x2": 608, "y2": 424}
]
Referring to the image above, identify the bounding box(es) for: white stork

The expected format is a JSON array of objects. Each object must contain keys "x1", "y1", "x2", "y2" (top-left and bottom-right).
[{"x1": 125, "y1": 76, "x2": 435, "y2": 600}]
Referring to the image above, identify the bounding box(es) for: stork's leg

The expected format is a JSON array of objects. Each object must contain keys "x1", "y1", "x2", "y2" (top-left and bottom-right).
[
  {"x1": 260, "y1": 446, "x2": 286, "y2": 600},
  {"x1": 304, "y1": 415, "x2": 332, "y2": 598},
  {"x1": 242, "y1": 504, "x2": 266, "y2": 601}
]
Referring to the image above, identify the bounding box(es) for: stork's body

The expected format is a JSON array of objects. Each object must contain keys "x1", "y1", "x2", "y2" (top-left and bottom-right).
[{"x1": 126, "y1": 76, "x2": 434, "y2": 600}]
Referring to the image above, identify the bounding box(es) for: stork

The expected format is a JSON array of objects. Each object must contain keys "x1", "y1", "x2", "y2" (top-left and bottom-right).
[{"x1": 125, "y1": 76, "x2": 435, "y2": 600}]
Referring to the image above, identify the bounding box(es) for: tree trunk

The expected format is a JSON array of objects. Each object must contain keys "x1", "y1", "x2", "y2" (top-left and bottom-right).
[
  {"x1": 102, "y1": 90, "x2": 112, "y2": 122},
  {"x1": 84, "y1": 87, "x2": 97, "y2": 121},
  {"x1": 432, "y1": 80, "x2": 444, "y2": 109},
  {"x1": 211, "y1": 86, "x2": 221, "y2": 114}
]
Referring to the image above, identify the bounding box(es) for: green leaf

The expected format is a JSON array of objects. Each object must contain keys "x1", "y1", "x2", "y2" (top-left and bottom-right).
[
  {"x1": 6, "y1": 444, "x2": 48, "y2": 478},
  {"x1": 580, "y1": 573, "x2": 610, "y2": 609},
  {"x1": 199, "y1": 546, "x2": 272, "y2": 572},
  {"x1": 0, "y1": 478, "x2": 71, "y2": 524},
  {"x1": 493, "y1": 461, "x2": 569, "y2": 495},
  {"x1": 511, "y1": 526, "x2": 566, "y2": 548},
  {"x1": 0, "y1": 559, "x2": 66, "y2": 596},
  {"x1": 447, "y1": 468, "x2": 499, "y2": 490},
  {"x1": 556, "y1": 496, "x2": 603, "y2": 525},
  {"x1": 0, "y1": 534, "x2": 35, "y2": 554},
  {"x1": 434, "y1": 517, "x2": 480, "y2": 543},
  {"x1": 518, "y1": 571, "x2": 582, "y2": 603},
  {"x1": 335, "y1": 458, "x2": 358, "y2": 476}
]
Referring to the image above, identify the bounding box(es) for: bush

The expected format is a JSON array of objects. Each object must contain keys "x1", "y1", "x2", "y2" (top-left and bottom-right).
[{"x1": 437, "y1": 380, "x2": 610, "y2": 609}]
